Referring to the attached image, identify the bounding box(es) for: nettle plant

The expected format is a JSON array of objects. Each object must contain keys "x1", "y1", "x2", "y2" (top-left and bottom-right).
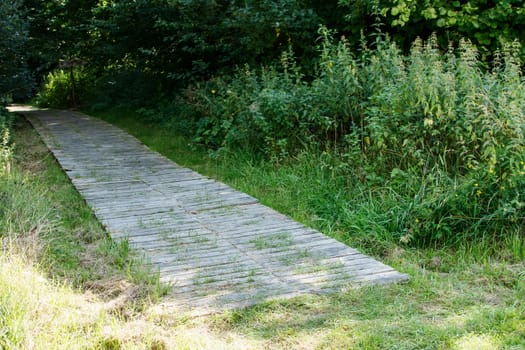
[
  {"x1": 191, "y1": 31, "x2": 366, "y2": 160},
  {"x1": 187, "y1": 31, "x2": 524, "y2": 244},
  {"x1": 365, "y1": 35, "x2": 525, "y2": 243},
  {"x1": 192, "y1": 50, "x2": 327, "y2": 160}
]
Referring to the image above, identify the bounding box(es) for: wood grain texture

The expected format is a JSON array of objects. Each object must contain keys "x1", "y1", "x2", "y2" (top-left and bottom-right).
[{"x1": 20, "y1": 107, "x2": 409, "y2": 315}]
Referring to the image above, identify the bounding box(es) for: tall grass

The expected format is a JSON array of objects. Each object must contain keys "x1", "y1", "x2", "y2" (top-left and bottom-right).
[
  {"x1": 0, "y1": 252, "x2": 101, "y2": 349},
  {"x1": 362, "y1": 36, "x2": 525, "y2": 244}
]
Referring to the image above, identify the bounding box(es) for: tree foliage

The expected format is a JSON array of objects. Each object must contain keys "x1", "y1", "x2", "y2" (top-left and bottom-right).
[
  {"x1": 0, "y1": 0, "x2": 31, "y2": 100},
  {"x1": 22, "y1": 0, "x2": 97, "y2": 81},
  {"x1": 16, "y1": 0, "x2": 525, "y2": 100},
  {"x1": 339, "y1": 0, "x2": 525, "y2": 57},
  {"x1": 88, "y1": 0, "x2": 322, "y2": 82}
]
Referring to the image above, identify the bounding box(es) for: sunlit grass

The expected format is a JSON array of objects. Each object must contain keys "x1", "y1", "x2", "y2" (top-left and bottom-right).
[
  {"x1": 84, "y1": 107, "x2": 525, "y2": 349},
  {"x1": 0, "y1": 115, "x2": 172, "y2": 349},
  {"x1": 0, "y1": 252, "x2": 107, "y2": 349},
  {"x1": 1, "y1": 109, "x2": 521, "y2": 349}
]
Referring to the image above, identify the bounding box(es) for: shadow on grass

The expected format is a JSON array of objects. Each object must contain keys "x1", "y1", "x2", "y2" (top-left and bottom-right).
[{"x1": 212, "y1": 265, "x2": 524, "y2": 349}]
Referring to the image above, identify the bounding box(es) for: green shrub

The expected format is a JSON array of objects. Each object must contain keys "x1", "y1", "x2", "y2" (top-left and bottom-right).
[
  {"x1": 179, "y1": 30, "x2": 525, "y2": 245},
  {"x1": 188, "y1": 37, "x2": 364, "y2": 160},
  {"x1": 36, "y1": 69, "x2": 87, "y2": 108},
  {"x1": 364, "y1": 36, "x2": 525, "y2": 243}
]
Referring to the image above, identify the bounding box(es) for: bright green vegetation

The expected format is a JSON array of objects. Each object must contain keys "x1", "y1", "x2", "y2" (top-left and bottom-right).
[
  {"x1": 0, "y1": 109, "x2": 12, "y2": 177},
  {"x1": 339, "y1": 0, "x2": 525, "y2": 59}
]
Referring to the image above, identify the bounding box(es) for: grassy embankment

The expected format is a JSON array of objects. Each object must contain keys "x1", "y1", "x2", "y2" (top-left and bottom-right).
[
  {"x1": 8, "y1": 29, "x2": 523, "y2": 349},
  {"x1": 0, "y1": 106, "x2": 523, "y2": 348},
  {"x1": 0, "y1": 115, "x2": 168, "y2": 349},
  {"x1": 86, "y1": 107, "x2": 523, "y2": 349}
]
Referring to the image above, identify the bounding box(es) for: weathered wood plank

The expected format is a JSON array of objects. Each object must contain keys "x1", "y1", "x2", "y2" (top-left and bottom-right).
[{"x1": 18, "y1": 106, "x2": 409, "y2": 315}]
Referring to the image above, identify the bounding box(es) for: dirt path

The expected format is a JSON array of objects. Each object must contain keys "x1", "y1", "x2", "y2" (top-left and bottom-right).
[{"x1": 14, "y1": 106, "x2": 408, "y2": 315}]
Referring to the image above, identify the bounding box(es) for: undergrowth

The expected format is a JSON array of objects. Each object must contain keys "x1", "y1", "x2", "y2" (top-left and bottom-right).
[
  {"x1": 150, "y1": 30, "x2": 525, "y2": 247},
  {"x1": 90, "y1": 107, "x2": 525, "y2": 349},
  {"x1": 0, "y1": 106, "x2": 12, "y2": 177}
]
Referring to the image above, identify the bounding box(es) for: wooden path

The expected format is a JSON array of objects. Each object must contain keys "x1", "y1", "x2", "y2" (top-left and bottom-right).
[{"x1": 16, "y1": 107, "x2": 408, "y2": 314}]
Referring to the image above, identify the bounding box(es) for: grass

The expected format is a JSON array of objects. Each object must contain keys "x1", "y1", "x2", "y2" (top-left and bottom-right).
[
  {"x1": 1, "y1": 108, "x2": 523, "y2": 349},
  {"x1": 89, "y1": 108, "x2": 524, "y2": 349},
  {"x1": 249, "y1": 232, "x2": 293, "y2": 250},
  {"x1": 0, "y1": 115, "x2": 167, "y2": 348}
]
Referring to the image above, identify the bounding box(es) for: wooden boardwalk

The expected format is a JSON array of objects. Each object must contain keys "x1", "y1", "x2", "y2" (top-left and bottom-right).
[{"x1": 17, "y1": 107, "x2": 408, "y2": 314}]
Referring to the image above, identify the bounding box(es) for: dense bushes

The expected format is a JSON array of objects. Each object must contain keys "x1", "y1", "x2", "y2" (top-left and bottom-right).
[
  {"x1": 187, "y1": 29, "x2": 365, "y2": 158},
  {"x1": 365, "y1": 36, "x2": 525, "y2": 244},
  {"x1": 177, "y1": 32, "x2": 525, "y2": 245},
  {"x1": 339, "y1": 0, "x2": 525, "y2": 59},
  {"x1": 36, "y1": 70, "x2": 84, "y2": 108}
]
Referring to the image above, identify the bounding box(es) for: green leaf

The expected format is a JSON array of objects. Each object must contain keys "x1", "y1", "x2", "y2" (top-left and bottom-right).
[
  {"x1": 391, "y1": 6, "x2": 400, "y2": 16},
  {"x1": 422, "y1": 7, "x2": 437, "y2": 19}
]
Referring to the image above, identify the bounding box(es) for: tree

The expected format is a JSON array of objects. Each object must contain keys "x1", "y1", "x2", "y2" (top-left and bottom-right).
[
  {"x1": 90, "y1": 0, "x2": 322, "y2": 82},
  {"x1": 338, "y1": 0, "x2": 525, "y2": 57},
  {"x1": 22, "y1": 0, "x2": 98, "y2": 82},
  {"x1": 0, "y1": 0, "x2": 31, "y2": 101}
]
